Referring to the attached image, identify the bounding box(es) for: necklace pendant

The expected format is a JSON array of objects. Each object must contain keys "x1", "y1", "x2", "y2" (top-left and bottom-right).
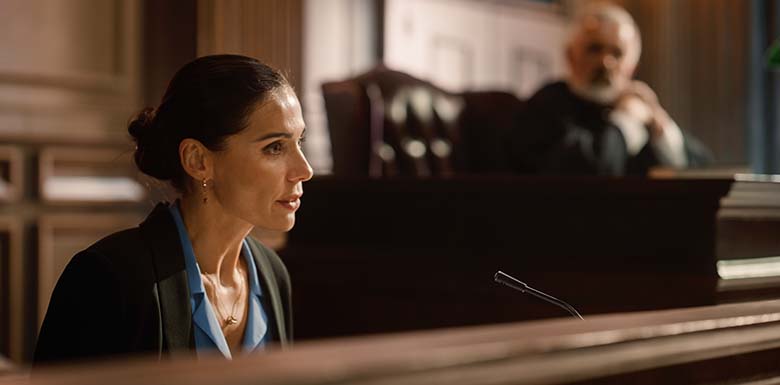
[{"x1": 226, "y1": 316, "x2": 238, "y2": 325}]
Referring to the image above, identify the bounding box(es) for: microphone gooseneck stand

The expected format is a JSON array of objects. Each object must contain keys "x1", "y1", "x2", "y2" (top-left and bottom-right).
[{"x1": 494, "y1": 270, "x2": 584, "y2": 320}]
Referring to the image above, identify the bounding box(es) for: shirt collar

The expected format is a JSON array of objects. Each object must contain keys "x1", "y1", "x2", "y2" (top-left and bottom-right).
[
  {"x1": 168, "y1": 202, "x2": 267, "y2": 355},
  {"x1": 168, "y1": 202, "x2": 205, "y2": 296},
  {"x1": 242, "y1": 240, "x2": 263, "y2": 297},
  {"x1": 241, "y1": 240, "x2": 267, "y2": 351}
]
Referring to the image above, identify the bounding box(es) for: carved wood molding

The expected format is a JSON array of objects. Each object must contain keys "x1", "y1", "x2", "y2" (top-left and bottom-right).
[
  {"x1": 0, "y1": 127, "x2": 129, "y2": 146},
  {"x1": 0, "y1": 146, "x2": 23, "y2": 203},
  {"x1": 37, "y1": 146, "x2": 145, "y2": 205}
]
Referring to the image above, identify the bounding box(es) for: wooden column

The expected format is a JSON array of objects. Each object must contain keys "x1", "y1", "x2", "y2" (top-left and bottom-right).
[{"x1": 197, "y1": 0, "x2": 304, "y2": 92}]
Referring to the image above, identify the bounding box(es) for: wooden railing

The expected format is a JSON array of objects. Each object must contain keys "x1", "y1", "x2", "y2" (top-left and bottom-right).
[{"x1": 6, "y1": 299, "x2": 780, "y2": 385}]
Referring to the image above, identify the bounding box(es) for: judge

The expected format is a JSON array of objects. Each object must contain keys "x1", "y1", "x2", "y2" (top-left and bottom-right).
[
  {"x1": 512, "y1": 3, "x2": 711, "y2": 175},
  {"x1": 35, "y1": 55, "x2": 313, "y2": 364}
]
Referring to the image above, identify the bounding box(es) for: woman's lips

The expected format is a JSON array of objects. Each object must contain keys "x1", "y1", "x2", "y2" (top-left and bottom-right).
[{"x1": 276, "y1": 198, "x2": 300, "y2": 211}]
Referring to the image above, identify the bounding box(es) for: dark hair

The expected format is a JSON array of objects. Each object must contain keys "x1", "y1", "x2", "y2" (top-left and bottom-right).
[{"x1": 128, "y1": 54, "x2": 290, "y2": 191}]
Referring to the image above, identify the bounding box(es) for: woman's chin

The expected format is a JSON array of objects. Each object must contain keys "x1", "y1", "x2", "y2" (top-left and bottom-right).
[{"x1": 256, "y1": 217, "x2": 295, "y2": 233}]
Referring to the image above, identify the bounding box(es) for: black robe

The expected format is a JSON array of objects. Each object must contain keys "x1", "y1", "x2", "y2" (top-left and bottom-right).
[{"x1": 512, "y1": 81, "x2": 712, "y2": 176}]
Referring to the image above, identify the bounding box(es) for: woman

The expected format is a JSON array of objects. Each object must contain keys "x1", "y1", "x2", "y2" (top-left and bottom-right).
[{"x1": 34, "y1": 55, "x2": 313, "y2": 364}]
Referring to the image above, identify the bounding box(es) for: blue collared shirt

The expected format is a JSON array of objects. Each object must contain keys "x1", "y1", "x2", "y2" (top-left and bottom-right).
[{"x1": 169, "y1": 203, "x2": 269, "y2": 359}]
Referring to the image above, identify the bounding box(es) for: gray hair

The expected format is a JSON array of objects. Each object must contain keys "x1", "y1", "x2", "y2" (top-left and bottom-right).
[{"x1": 567, "y1": 3, "x2": 642, "y2": 64}]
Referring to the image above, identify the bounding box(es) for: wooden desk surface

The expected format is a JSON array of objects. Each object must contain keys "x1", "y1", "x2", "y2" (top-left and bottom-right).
[{"x1": 9, "y1": 299, "x2": 780, "y2": 385}]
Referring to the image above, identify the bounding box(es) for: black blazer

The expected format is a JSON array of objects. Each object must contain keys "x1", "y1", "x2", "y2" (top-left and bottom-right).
[{"x1": 34, "y1": 203, "x2": 292, "y2": 365}]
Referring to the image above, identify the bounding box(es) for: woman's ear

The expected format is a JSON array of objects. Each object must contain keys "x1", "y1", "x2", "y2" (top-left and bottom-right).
[{"x1": 179, "y1": 138, "x2": 213, "y2": 181}]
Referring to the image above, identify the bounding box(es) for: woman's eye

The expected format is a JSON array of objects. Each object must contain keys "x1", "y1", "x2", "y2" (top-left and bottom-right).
[
  {"x1": 297, "y1": 136, "x2": 306, "y2": 147},
  {"x1": 264, "y1": 142, "x2": 284, "y2": 155}
]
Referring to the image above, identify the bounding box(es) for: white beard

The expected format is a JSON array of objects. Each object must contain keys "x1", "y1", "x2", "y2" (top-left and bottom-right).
[{"x1": 567, "y1": 80, "x2": 621, "y2": 105}]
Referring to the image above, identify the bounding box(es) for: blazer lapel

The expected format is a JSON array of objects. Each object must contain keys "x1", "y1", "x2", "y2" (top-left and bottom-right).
[
  {"x1": 139, "y1": 203, "x2": 193, "y2": 354},
  {"x1": 247, "y1": 239, "x2": 288, "y2": 346}
]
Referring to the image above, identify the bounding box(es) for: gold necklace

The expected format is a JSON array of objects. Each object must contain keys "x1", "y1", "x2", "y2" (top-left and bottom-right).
[{"x1": 203, "y1": 272, "x2": 244, "y2": 327}]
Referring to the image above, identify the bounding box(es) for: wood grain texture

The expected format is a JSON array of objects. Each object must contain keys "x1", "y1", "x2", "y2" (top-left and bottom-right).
[
  {"x1": 197, "y1": 0, "x2": 303, "y2": 92},
  {"x1": 616, "y1": 0, "x2": 749, "y2": 166},
  {"x1": 16, "y1": 300, "x2": 780, "y2": 385}
]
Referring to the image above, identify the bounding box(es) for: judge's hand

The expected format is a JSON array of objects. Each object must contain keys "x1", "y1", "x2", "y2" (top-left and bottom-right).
[{"x1": 614, "y1": 81, "x2": 672, "y2": 139}]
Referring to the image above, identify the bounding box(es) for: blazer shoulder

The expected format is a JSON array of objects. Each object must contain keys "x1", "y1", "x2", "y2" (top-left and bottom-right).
[
  {"x1": 84, "y1": 227, "x2": 145, "y2": 260},
  {"x1": 79, "y1": 227, "x2": 159, "y2": 279},
  {"x1": 33, "y1": 229, "x2": 154, "y2": 365}
]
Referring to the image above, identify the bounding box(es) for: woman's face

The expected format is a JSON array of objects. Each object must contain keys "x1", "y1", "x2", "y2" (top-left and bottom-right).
[{"x1": 210, "y1": 87, "x2": 313, "y2": 232}]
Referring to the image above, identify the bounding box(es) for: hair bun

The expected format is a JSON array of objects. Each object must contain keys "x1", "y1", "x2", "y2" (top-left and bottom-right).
[
  {"x1": 128, "y1": 107, "x2": 156, "y2": 142},
  {"x1": 128, "y1": 107, "x2": 178, "y2": 181}
]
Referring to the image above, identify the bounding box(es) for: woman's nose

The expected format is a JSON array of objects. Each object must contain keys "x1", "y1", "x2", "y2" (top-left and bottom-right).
[{"x1": 289, "y1": 148, "x2": 314, "y2": 182}]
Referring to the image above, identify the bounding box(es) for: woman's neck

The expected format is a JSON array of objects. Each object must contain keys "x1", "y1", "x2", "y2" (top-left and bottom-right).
[{"x1": 178, "y1": 194, "x2": 252, "y2": 285}]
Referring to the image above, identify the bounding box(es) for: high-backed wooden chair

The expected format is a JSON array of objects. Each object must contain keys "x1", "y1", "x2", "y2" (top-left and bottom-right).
[{"x1": 322, "y1": 66, "x2": 523, "y2": 177}]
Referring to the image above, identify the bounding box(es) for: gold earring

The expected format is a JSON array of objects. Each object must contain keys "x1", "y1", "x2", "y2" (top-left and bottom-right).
[{"x1": 201, "y1": 178, "x2": 208, "y2": 204}]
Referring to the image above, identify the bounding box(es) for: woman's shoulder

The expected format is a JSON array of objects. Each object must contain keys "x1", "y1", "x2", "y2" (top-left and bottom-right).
[
  {"x1": 81, "y1": 203, "x2": 172, "y2": 265},
  {"x1": 85, "y1": 227, "x2": 145, "y2": 258},
  {"x1": 74, "y1": 226, "x2": 159, "y2": 278},
  {"x1": 44, "y1": 228, "x2": 145, "y2": 313}
]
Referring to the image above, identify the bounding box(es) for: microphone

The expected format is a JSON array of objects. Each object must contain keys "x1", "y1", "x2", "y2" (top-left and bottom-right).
[{"x1": 494, "y1": 270, "x2": 584, "y2": 320}]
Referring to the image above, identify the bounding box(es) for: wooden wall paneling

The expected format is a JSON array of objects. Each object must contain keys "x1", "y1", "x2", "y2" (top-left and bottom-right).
[
  {"x1": 0, "y1": 0, "x2": 141, "y2": 112},
  {"x1": 620, "y1": 0, "x2": 749, "y2": 166},
  {"x1": 37, "y1": 147, "x2": 145, "y2": 205},
  {"x1": 197, "y1": 0, "x2": 304, "y2": 92},
  {"x1": 0, "y1": 146, "x2": 23, "y2": 203},
  {"x1": 0, "y1": 0, "x2": 127, "y2": 91},
  {"x1": 0, "y1": 217, "x2": 22, "y2": 363},
  {"x1": 142, "y1": 0, "x2": 197, "y2": 107},
  {"x1": 36, "y1": 214, "x2": 143, "y2": 327}
]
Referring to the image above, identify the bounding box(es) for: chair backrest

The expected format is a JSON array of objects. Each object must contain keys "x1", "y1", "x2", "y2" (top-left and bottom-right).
[
  {"x1": 322, "y1": 66, "x2": 523, "y2": 177},
  {"x1": 459, "y1": 91, "x2": 526, "y2": 174}
]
